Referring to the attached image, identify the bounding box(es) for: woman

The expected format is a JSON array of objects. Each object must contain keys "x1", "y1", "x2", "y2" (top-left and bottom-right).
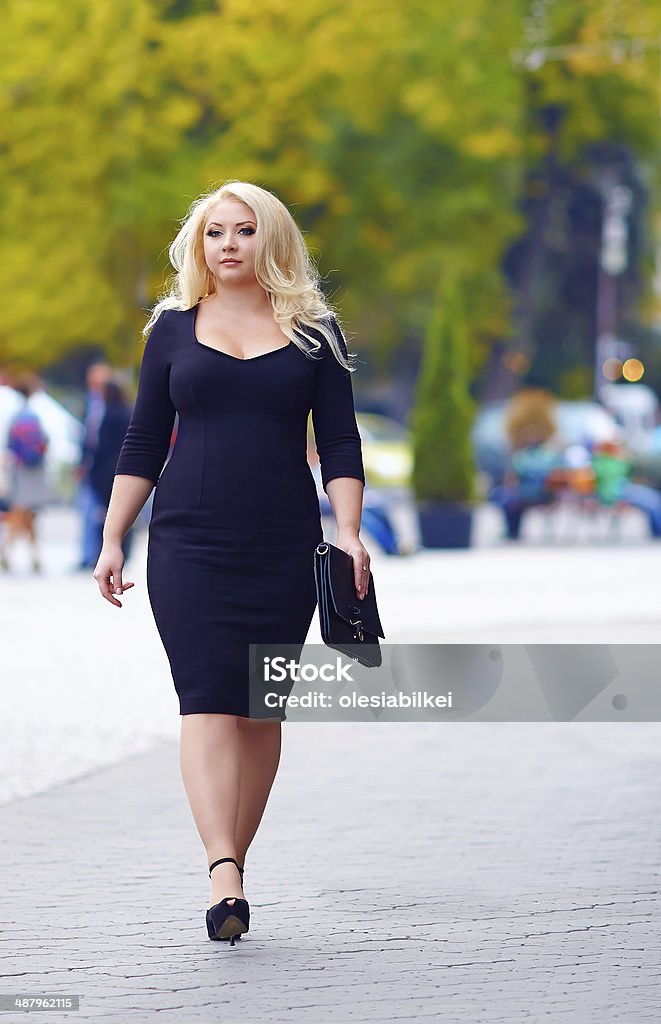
[{"x1": 93, "y1": 180, "x2": 370, "y2": 945}]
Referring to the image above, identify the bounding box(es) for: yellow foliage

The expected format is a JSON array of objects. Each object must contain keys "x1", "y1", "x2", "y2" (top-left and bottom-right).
[
  {"x1": 463, "y1": 128, "x2": 524, "y2": 159},
  {"x1": 2, "y1": 0, "x2": 660, "y2": 374}
]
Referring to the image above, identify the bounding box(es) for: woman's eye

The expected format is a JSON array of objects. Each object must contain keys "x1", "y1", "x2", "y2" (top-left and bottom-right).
[{"x1": 205, "y1": 227, "x2": 254, "y2": 237}]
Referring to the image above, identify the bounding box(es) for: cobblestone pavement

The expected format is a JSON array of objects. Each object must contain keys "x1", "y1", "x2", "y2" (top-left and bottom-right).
[
  {"x1": 3, "y1": 504, "x2": 661, "y2": 801},
  {"x1": 2, "y1": 505, "x2": 660, "y2": 1020},
  {"x1": 2, "y1": 721, "x2": 659, "y2": 1023}
]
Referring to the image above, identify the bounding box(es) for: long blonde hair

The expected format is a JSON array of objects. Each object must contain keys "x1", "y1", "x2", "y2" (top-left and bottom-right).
[{"x1": 144, "y1": 180, "x2": 356, "y2": 371}]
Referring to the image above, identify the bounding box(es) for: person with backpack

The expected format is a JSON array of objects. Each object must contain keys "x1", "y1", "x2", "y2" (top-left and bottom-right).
[{"x1": 0, "y1": 376, "x2": 51, "y2": 572}]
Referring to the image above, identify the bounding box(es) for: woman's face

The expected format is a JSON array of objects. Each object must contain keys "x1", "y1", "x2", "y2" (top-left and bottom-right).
[{"x1": 203, "y1": 198, "x2": 258, "y2": 288}]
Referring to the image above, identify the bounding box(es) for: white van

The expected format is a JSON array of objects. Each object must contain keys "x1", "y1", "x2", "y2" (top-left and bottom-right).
[{"x1": 600, "y1": 383, "x2": 658, "y2": 453}]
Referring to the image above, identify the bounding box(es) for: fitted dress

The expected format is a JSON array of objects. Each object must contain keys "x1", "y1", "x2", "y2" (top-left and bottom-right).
[{"x1": 113, "y1": 304, "x2": 365, "y2": 718}]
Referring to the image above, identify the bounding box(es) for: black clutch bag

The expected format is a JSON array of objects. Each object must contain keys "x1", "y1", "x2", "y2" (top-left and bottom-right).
[{"x1": 313, "y1": 541, "x2": 385, "y2": 667}]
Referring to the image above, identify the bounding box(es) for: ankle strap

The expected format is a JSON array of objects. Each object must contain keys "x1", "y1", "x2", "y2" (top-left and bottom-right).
[{"x1": 208, "y1": 856, "x2": 244, "y2": 878}]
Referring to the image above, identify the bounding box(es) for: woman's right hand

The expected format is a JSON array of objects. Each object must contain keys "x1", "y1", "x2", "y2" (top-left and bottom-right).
[{"x1": 93, "y1": 541, "x2": 134, "y2": 608}]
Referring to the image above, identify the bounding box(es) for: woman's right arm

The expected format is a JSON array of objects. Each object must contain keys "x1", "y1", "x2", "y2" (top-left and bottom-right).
[
  {"x1": 102, "y1": 475, "x2": 155, "y2": 547},
  {"x1": 94, "y1": 310, "x2": 176, "y2": 607}
]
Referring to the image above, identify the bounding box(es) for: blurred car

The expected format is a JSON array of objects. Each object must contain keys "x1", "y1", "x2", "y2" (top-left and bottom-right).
[
  {"x1": 472, "y1": 399, "x2": 622, "y2": 488},
  {"x1": 355, "y1": 412, "x2": 412, "y2": 489},
  {"x1": 307, "y1": 412, "x2": 417, "y2": 554},
  {"x1": 601, "y1": 382, "x2": 658, "y2": 454}
]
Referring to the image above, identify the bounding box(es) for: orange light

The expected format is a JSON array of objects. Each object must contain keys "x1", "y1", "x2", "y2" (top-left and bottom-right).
[
  {"x1": 622, "y1": 358, "x2": 644, "y2": 382},
  {"x1": 602, "y1": 357, "x2": 622, "y2": 381}
]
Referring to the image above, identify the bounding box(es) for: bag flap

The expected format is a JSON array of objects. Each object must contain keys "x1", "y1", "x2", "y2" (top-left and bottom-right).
[{"x1": 326, "y1": 543, "x2": 385, "y2": 638}]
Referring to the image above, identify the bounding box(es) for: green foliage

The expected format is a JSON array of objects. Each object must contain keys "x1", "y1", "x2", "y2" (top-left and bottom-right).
[
  {"x1": 1, "y1": 0, "x2": 660, "y2": 382},
  {"x1": 411, "y1": 279, "x2": 478, "y2": 503},
  {"x1": 0, "y1": 0, "x2": 523, "y2": 370},
  {"x1": 0, "y1": 0, "x2": 197, "y2": 367}
]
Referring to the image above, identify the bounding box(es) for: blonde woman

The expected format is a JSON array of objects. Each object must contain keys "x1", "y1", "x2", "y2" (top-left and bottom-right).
[{"x1": 93, "y1": 181, "x2": 369, "y2": 945}]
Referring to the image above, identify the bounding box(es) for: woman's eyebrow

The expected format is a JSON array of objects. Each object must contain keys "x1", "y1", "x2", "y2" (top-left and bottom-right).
[{"x1": 206, "y1": 220, "x2": 256, "y2": 227}]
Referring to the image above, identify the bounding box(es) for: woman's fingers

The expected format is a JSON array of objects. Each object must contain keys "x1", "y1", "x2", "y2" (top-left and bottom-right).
[
  {"x1": 95, "y1": 567, "x2": 122, "y2": 606},
  {"x1": 334, "y1": 536, "x2": 371, "y2": 601},
  {"x1": 352, "y1": 551, "x2": 370, "y2": 600},
  {"x1": 360, "y1": 561, "x2": 370, "y2": 599},
  {"x1": 93, "y1": 553, "x2": 133, "y2": 607}
]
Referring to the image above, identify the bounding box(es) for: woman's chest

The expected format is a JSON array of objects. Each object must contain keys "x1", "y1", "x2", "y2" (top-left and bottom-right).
[{"x1": 168, "y1": 340, "x2": 316, "y2": 420}]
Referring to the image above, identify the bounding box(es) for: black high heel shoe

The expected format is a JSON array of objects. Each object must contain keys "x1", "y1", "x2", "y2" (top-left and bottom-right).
[{"x1": 206, "y1": 857, "x2": 250, "y2": 946}]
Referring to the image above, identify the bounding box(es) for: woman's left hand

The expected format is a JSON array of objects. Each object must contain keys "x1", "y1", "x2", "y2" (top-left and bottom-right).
[{"x1": 336, "y1": 531, "x2": 371, "y2": 600}]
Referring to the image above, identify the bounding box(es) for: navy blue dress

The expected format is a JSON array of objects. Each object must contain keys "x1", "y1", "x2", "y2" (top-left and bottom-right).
[{"x1": 114, "y1": 304, "x2": 365, "y2": 718}]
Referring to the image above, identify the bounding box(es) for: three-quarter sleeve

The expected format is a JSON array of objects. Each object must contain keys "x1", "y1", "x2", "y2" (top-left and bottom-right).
[
  {"x1": 114, "y1": 310, "x2": 176, "y2": 486},
  {"x1": 311, "y1": 314, "x2": 365, "y2": 494}
]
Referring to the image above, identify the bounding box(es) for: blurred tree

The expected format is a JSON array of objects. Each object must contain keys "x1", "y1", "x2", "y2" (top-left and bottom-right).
[
  {"x1": 2, "y1": 0, "x2": 661, "y2": 399},
  {"x1": 411, "y1": 277, "x2": 477, "y2": 503},
  {"x1": 0, "y1": 0, "x2": 198, "y2": 366},
  {"x1": 0, "y1": 0, "x2": 523, "y2": 374},
  {"x1": 495, "y1": 0, "x2": 661, "y2": 398}
]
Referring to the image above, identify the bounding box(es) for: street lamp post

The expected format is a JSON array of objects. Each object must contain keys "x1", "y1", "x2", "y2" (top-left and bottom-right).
[
  {"x1": 511, "y1": 33, "x2": 645, "y2": 401},
  {"x1": 594, "y1": 178, "x2": 632, "y2": 402}
]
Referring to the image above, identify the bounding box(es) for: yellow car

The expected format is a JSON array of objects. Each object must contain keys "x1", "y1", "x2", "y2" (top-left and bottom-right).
[{"x1": 355, "y1": 413, "x2": 412, "y2": 489}]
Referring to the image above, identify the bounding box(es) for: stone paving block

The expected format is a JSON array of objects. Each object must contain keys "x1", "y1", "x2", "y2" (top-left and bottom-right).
[{"x1": 2, "y1": 722, "x2": 660, "y2": 1022}]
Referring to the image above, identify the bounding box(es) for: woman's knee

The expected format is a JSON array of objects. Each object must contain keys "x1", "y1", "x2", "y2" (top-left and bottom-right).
[{"x1": 181, "y1": 712, "x2": 240, "y2": 738}]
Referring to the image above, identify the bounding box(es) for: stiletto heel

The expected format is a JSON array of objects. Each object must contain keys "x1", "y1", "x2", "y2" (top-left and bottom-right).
[{"x1": 205, "y1": 857, "x2": 250, "y2": 944}]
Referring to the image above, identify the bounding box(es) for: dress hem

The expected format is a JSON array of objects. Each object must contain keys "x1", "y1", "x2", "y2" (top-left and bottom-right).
[{"x1": 178, "y1": 700, "x2": 287, "y2": 722}]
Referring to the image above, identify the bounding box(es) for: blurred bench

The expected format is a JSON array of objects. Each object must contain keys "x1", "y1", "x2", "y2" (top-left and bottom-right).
[{"x1": 489, "y1": 465, "x2": 661, "y2": 542}]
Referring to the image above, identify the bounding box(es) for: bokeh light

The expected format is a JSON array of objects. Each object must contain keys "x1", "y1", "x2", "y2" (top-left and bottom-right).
[
  {"x1": 602, "y1": 357, "x2": 623, "y2": 381},
  {"x1": 622, "y1": 358, "x2": 644, "y2": 382}
]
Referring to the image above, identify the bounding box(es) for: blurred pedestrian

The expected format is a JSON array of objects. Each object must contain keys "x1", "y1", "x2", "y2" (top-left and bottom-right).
[
  {"x1": 490, "y1": 388, "x2": 562, "y2": 540},
  {"x1": 592, "y1": 439, "x2": 661, "y2": 538},
  {"x1": 88, "y1": 378, "x2": 135, "y2": 562},
  {"x1": 0, "y1": 376, "x2": 51, "y2": 573},
  {"x1": 73, "y1": 361, "x2": 112, "y2": 570}
]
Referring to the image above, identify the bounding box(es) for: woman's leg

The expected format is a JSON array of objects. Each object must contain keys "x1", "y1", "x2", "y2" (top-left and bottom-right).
[
  {"x1": 179, "y1": 713, "x2": 244, "y2": 908},
  {"x1": 234, "y1": 718, "x2": 282, "y2": 866},
  {"x1": 179, "y1": 713, "x2": 282, "y2": 907}
]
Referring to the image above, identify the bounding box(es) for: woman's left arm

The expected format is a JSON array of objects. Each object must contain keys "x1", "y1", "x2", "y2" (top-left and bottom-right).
[
  {"x1": 311, "y1": 314, "x2": 371, "y2": 600},
  {"x1": 326, "y1": 477, "x2": 371, "y2": 600}
]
